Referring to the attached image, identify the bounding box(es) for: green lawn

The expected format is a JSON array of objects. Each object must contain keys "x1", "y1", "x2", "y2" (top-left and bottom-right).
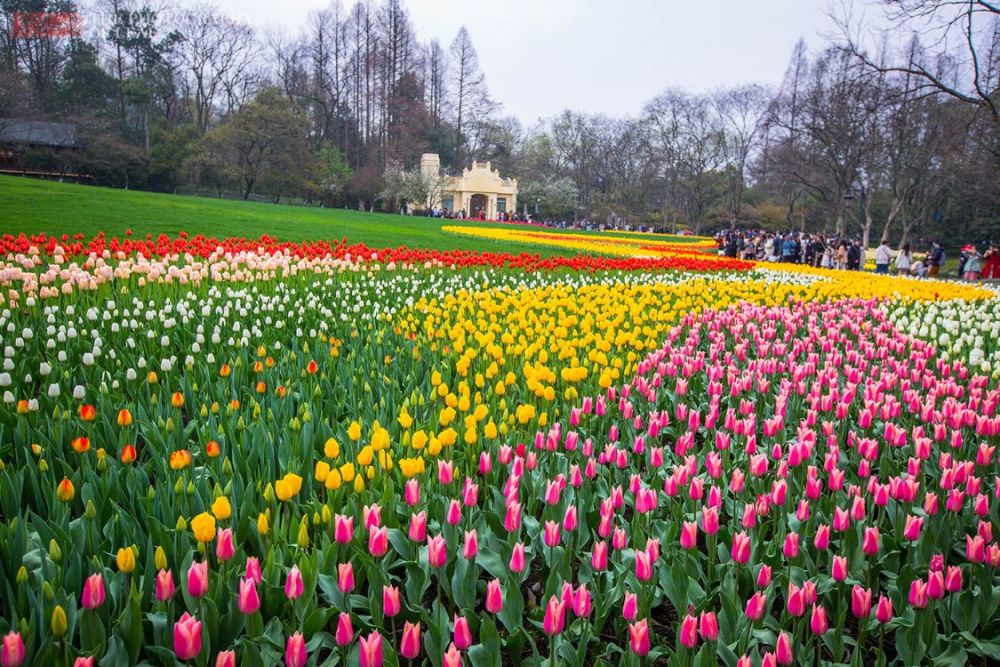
[{"x1": 0, "y1": 176, "x2": 703, "y2": 255}]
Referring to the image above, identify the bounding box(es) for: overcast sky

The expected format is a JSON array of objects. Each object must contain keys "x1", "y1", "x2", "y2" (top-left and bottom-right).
[{"x1": 208, "y1": 0, "x2": 840, "y2": 125}]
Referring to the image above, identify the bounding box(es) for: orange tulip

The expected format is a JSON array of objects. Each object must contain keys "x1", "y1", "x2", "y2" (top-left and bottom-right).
[
  {"x1": 219, "y1": 364, "x2": 231, "y2": 378},
  {"x1": 56, "y1": 477, "x2": 75, "y2": 502},
  {"x1": 120, "y1": 444, "x2": 137, "y2": 464},
  {"x1": 169, "y1": 449, "x2": 192, "y2": 470},
  {"x1": 71, "y1": 436, "x2": 90, "y2": 453},
  {"x1": 171, "y1": 392, "x2": 185, "y2": 408},
  {"x1": 79, "y1": 404, "x2": 96, "y2": 421},
  {"x1": 117, "y1": 408, "x2": 133, "y2": 427},
  {"x1": 205, "y1": 441, "x2": 221, "y2": 458}
]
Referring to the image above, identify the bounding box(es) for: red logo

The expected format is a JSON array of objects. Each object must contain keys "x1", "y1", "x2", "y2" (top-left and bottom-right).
[{"x1": 12, "y1": 11, "x2": 83, "y2": 38}]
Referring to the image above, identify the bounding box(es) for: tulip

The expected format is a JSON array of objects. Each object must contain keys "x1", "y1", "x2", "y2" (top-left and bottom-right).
[
  {"x1": 453, "y1": 615, "x2": 472, "y2": 650},
  {"x1": 174, "y1": 613, "x2": 202, "y2": 661},
  {"x1": 782, "y1": 532, "x2": 799, "y2": 559},
  {"x1": 363, "y1": 503, "x2": 382, "y2": 529},
  {"x1": 635, "y1": 550, "x2": 652, "y2": 581},
  {"x1": 245, "y1": 557, "x2": 262, "y2": 585},
  {"x1": 623, "y1": 591, "x2": 638, "y2": 620},
  {"x1": 762, "y1": 652, "x2": 777, "y2": 667},
  {"x1": 427, "y1": 535, "x2": 447, "y2": 568},
  {"x1": 337, "y1": 563, "x2": 354, "y2": 594},
  {"x1": 383, "y1": 585, "x2": 401, "y2": 617},
  {"x1": 699, "y1": 611, "x2": 718, "y2": 641},
  {"x1": 775, "y1": 631, "x2": 793, "y2": 664},
  {"x1": 543, "y1": 595, "x2": 566, "y2": 635},
  {"x1": 731, "y1": 531, "x2": 750, "y2": 564},
  {"x1": 701, "y1": 507, "x2": 719, "y2": 534},
  {"x1": 573, "y1": 584, "x2": 591, "y2": 617},
  {"x1": 745, "y1": 591, "x2": 767, "y2": 620},
  {"x1": 369, "y1": 526, "x2": 389, "y2": 558},
  {"x1": 679, "y1": 613, "x2": 698, "y2": 649},
  {"x1": 82, "y1": 572, "x2": 106, "y2": 610},
  {"x1": 358, "y1": 631, "x2": 383, "y2": 667},
  {"x1": 908, "y1": 579, "x2": 928, "y2": 608},
  {"x1": 543, "y1": 520, "x2": 561, "y2": 547},
  {"x1": 903, "y1": 515, "x2": 923, "y2": 541},
  {"x1": 591, "y1": 541, "x2": 608, "y2": 571},
  {"x1": 809, "y1": 604, "x2": 828, "y2": 635},
  {"x1": 757, "y1": 564, "x2": 772, "y2": 588},
  {"x1": 335, "y1": 613, "x2": 354, "y2": 646},
  {"x1": 462, "y1": 529, "x2": 478, "y2": 559},
  {"x1": 875, "y1": 594, "x2": 894, "y2": 623},
  {"x1": 409, "y1": 511, "x2": 427, "y2": 542},
  {"x1": 1, "y1": 632, "x2": 24, "y2": 667},
  {"x1": 216, "y1": 528, "x2": 235, "y2": 561},
  {"x1": 862, "y1": 527, "x2": 880, "y2": 556},
  {"x1": 945, "y1": 565, "x2": 963, "y2": 593},
  {"x1": 852, "y1": 585, "x2": 872, "y2": 618},
  {"x1": 446, "y1": 500, "x2": 462, "y2": 526},
  {"x1": 509, "y1": 542, "x2": 526, "y2": 573},
  {"x1": 404, "y1": 479, "x2": 420, "y2": 506},
  {"x1": 334, "y1": 515, "x2": 354, "y2": 544},
  {"x1": 831, "y1": 555, "x2": 848, "y2": 582},
  {"x1": 927, "y1": 570, "x2": 945, "y2": 599},
  {"x1": 238, "y1": 577, "x2": 260, "y2": 615},
  {"x1": 628, "y1": 619, "x2": 650, "y2": 656},
  {"x1": 680, "y1": 521, "x2": 698, "y2": 549},
  {"x1": 156, "y1": 569, "x2": 176, "y2": 602},
  {"x1": 74, "y1": 659, "x2": 94, "y2": 667},
  {"x1": 215, "y1": 651, "x2": 236, "y2": 667},
  {"x1": 442, "y1": 643, "x2": 462, "y2": 667},
  {"x1": 399, "y1": 622, "x2": 421, "y2": 660},
  {"x1": 285, "y1": 632, "x2": 307, "y2": 667},
  {"x1": 485, "y1": 578, "x2": 503, "y2": 613},
  {"x1": 187, "y1": 561, "x2": 208, "y2": 598}
]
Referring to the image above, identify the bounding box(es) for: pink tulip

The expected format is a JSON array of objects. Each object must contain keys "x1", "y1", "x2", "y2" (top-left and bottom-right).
[
  {"x1": 358, "y1": 631, "x2": 383, "y2": 667},
  {"x1": 679, "y1": 613, "x2": 698, "y2": 649},
  {"x1": 731, "y1": 531, "x2": 750, "y2": 564},
  {"x1": 453, "y1": 615, "x2": 472, "y2": 650},
  {"x1": 409, "y1": 511, "x2": 427, "y2": 542},
  {"x1": 215, "y1": 528, "x2": 235, "y2": 561},
  {"x1": 945, "y1": 566, "x2": 963, "y2": 593},
  {"x1": 813, "y1": 524, "x2": 830, "y2": 550},
  {"x1": 762, "y1": 652, "x2": 777, "y2": 667},
  {"x1": 926, "y1": 571, "x2": 945, "y2": 599},
  {"x1": 573, "y1": 584, "x2": 591, "y2": 618},
  {"x1": 442, "y1": 643, "x2": 462, "y2": 667},
  {"x1": 427, "y1": 535, "x2": 447, "y2": 568},
  {"x1": 383, "y1": 585, "x2": 401, "y2": 618},
  {"x1": 369, "y1": 526, "x2": 389, "y2": 558},
  {"x1": 245, "y1": 557, "x2": 262, "y2": 585},
  {"x1": 775, "y1": 631, "x2": 793, "y2": 665},
  {"x1": 509, "y1": 542, "x2": 526, "y2": 573},
  {"x1": 215, "y1": 650, "x2": 236, "y2": 667},
  {"x1": 699, "y1": 611, "x2": 718, "y2": 641},
  {"x1": 334, "y1": 515, "x2": 354, "y2": 544},
  {"x1": 285, "y1": 633, "x2": 307, "y2": 667},
  {"x1": 82, "y1": 572, "x2": 106, "y2": 610},
  {"x1": 74, "y1": 658, "x2": 94, "y2": 667},
  {"x1": 1, "y1": 632, "x2": 24, "y2": 667},
  {"x1": 680, "y1": 521, "x2": 698, "y2": 549},
  {"x1": 543, "y1": 595, "x2": 566, "y2": 635},
  {"x1": 446, "y1": 500, "x2": 462, "y2": 526},
  {"x1": 285, "y1": 565, "x2": 304, "y2": 600},
  {"x1": 337, "y1": 563, "x2": 354, "y2": 593},
  {"x1": 543, "y1": 520, "x2": 561, "y2": 547},
  {"x1": 187, "y1": 561, "x2": 209, "y2": 598},
  {"x1": 851, "y1": 585, "x2": 872, "y2": 618},
  {"x1": 156, "y1": 569, "x2": 175, "y2": 602},
  {"x1": 623, "y1": 591, "x2": 638, "y2": 620},
  {"x1": 399, "y1": 622, "x2": 421, "y2": 660},
  {"x1": 903, "y1": 515, "x2": 923, "y2": 541},
  {"x1": 831, "y1": 555, "x2": 848, "y2": 582},
  {"x1": 335, "y1": 613, "x2": 354, "y2": 646},
  {"x1": 363, "y1": 503, "x2": 382, "y2": 529},
  {"x1": 756, "y1": 565, "x2": 772, "y2": 588},
  {"x1": 745, "y1": 591, "x2": 767, "y2": 620},
  {"x1": 701, "y1": 507, "x2": 719, "y2": 535},
  {"x1": 462, "y1": 529, "x2": 478, "y2": 559},
  {"x1": 174, "y1": 612, "x2": 202, "y2": 661},
  {"x1": 809, "y1": 604, "x2": 828, "y2": 635},
  {"x1": 238, "y1": 577, "x2": 260, "y2": 615},
  {"x1": 591, "y1": 541, "x2": 608, "y2": 571},
  {"x1": 786, "y1": 584, "x2": 805, "y2": 616},
  {"x1": 635, "y1": 550, "x2": 653, "y2": 581},
  {"x1": 908, "y1": 579, "x2": 928, "y2": 608},
  {"x1": 404, "y1": 479, "x2": 420, "y2": 506},
  {"x1": 782, "y1": 532, "x2": 799, "y2": 559},
  {"x1": 628, "y1": 619, "x2": 650, "y2": 656},
  {"x1": 875, "y1": 595, "x2": 894, "y2": 623},
  {"x1": 485, "y1": 578, "x2": 503, "y2": 613},
  {"x1": 862, "y1": 527, "x2": 880, "y2": 556},
  {"x1": 438, "y1": 460, "x2": 454, "y2": 485}
]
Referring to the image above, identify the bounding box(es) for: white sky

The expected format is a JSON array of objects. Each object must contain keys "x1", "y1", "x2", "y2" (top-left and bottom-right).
[{"x1": 207, "y1": 0, "x2": 840, "y2": 124}]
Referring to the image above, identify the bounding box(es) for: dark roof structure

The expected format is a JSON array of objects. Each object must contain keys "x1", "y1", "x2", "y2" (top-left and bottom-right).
[{"x1": 0, "y1": 120, "x2": 77, "y2": 148}]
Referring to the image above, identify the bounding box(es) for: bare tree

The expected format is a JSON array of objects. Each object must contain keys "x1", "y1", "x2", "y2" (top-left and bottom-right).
[
  {"x1": 449, "y1": 26, "x2": 494, "y2": 166},
  {"x1": 713, "y1": 83, "x2": 771, "y2": 228}
]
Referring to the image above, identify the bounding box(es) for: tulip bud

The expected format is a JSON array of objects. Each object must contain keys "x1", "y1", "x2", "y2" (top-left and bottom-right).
[
  {"x1": 49, "y1": 539, "x2": 62, "y2": 563},
  {"x1": 51, "y1": 604, "x2": 68, "y2": 638}
]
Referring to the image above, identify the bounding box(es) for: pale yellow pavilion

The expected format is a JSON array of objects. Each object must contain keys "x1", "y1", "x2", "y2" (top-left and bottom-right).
[{"x1": 420, "y1": 153, "x2": 518, "y2": 220}]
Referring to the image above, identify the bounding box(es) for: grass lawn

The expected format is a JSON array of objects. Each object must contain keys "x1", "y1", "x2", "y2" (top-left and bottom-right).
[{"x1": 0, "y1": 176, "x2": 703, "y2": 256}]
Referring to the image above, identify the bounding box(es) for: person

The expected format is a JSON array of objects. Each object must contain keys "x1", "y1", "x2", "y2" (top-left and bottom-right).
[
  {"x1": 874, "y1": 240, "x2": 893, "y2": 274},
  {"x1": 928, "y1": 242, "x2": 944, "y2": 277},
  {"x1": 963, "y1": 245, "x2": 983, "y2": 281},
  {"x1": 835, "y1": 242, "x2": 848, "y2": 270},
  {"x1": 847, "y1": 240, "x2": 862, "y2": 270},
  {"x1": 820, "y1": 244, "x2": 834, "y2": 269},
  {"x1": 983, "y1": 244, "x2": 1000, "y2": 280},
  {"x1": 782, "y1": 235, "x2": 798, "y2": 263},
  {"x1": 912, "y1": 255, "x2": 927, "y2": 277},
  {"x1": 895, "y1": 243, "x2": 912, "y2": 275}
]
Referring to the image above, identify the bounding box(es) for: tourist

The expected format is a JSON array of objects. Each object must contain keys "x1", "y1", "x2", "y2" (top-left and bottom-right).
[
  {"x1": 835, "y1": 242, "x2": 848, "y2": 270},
  {"x1": 782, "y1": 235, "x2": 798, "y2": 263},
  {"x1": 820, "y1": 244, "x2": 834, "y2": 269},
  {"x1": 963, "y1": 245, "x2": 983, "y2": 281},
  {"x1": 874, "y1": 240, "x2": 893, "y2": 274},
  {"x1": 927, "y1": 242, "x2": 944, "y2": 277},
  {"x1": 847, "y1": 240, "x2": 862, "y2": 271},
  {"x1": 894, "y1": 243, "x2": 912, "y2": 275},
  {"x1": 983, "y1": 244, "x2": 1000, "y2": 280},
  {"x1": 912, "y1": 255, "x2": 927, "y2": 277}
]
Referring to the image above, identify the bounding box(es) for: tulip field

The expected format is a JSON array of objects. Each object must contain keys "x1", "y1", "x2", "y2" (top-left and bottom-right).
[{"x1": 1, "y1": 228, "x2": 1000, "y2": 667}]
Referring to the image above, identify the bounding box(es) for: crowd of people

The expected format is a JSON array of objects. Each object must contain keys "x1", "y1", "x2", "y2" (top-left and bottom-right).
[{"x1": 713, "y1": 230, "x2": 1000, "y2": 281}]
